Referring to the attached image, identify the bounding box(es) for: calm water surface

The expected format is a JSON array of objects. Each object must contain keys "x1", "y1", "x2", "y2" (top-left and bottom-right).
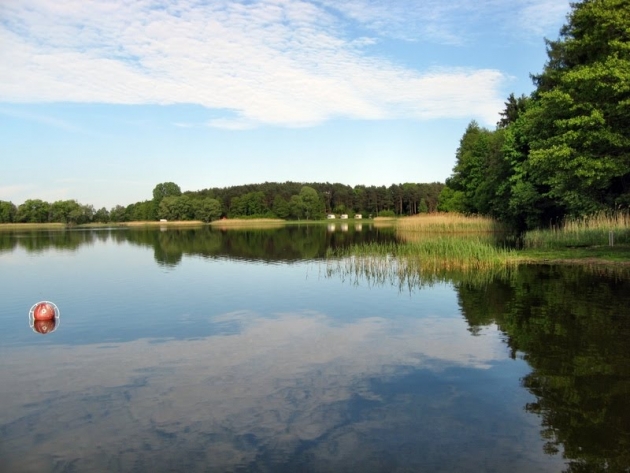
[{"x1": 1, "y1": 226, "x2": 629, "y2": 472}]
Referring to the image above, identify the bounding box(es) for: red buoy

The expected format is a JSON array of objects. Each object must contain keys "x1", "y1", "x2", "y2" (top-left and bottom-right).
[{"x1": 33, "y1": 302, "x2": 56, "y2": 321}]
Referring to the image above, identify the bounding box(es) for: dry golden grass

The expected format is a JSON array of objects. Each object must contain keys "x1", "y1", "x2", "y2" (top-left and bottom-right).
[
  {"x1": 396, "y1": 213, "x2": 503, "y2": 233},
  {"x1": 210, "y1": 218, "x2": 286, "y2": 230},
  {"x1": 122, "y1": 220, "x2": 206, "y2": 227},
  {"x1": 0, "y1": 223, "x2": 66, "y2": 231},
  {"x1": 524, "y1": 211, "x2": 630, "y2": 248}
]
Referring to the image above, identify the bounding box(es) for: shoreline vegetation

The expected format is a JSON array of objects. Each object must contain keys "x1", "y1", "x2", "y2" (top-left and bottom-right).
[{"x1": 1, "y1": 213, "x2": 628, "y2": 269}]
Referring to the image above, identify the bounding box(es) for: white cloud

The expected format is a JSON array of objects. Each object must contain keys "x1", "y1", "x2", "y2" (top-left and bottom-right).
[{"x1": 0, "y1": 0, "x2": 568, "y2": 127}]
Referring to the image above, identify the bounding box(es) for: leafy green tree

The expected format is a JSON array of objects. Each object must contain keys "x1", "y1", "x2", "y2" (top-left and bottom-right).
[
  {"x1": 109, "y1": 205, "x2": 127, "y2": 222},
  {"x1": 67, "y1": 204, "x2": 94, "y2": 225},
  {"x1": 288, "y1": 194, "x2": 304, "y2": 220},
  {"x1": 446, "y1": 121, "x2": 508, "y2": 215},
  {"x1": 194, "y1": 197, "x2": 222, "y2": 222},
  {"x1": 16, "y1": 199, "x2": 50, "y2": 223},
  {"x1": 497, "y1": 93, "x2": 529, "y2": 129},
  {"x1": 152, "y1": 182, "x2": 182, "y2": 202},
  {"x1": 158, "y1": 195, "x2": 195, "y2": 220},
  {"x1": 272, "y1": 195, "x2": 290, "y2": 219},
  {"x1": 49, "y1": 200, "x2": 84, "y2": 223},
  {"x1": 152, "y1": 182, "x2": 182, "y2": 220},
  {"x1": 418, "y1": 198, "x2": 428, "y2": 213},
  {"x1": 94, "y1": 207, "x2": 110, "y2": 223},
  {"x1": 0, "y1": 200, "x2": 17, "y2": 223},
  {"x1": 437, "y1": 186, "x2": 466, "y2": 212},
  {"x1": 126, "y1": 201, "x2": 153, "y2": 221},
  {"x1": 299, "y1": 186, "x2": 325, "y2": 220},
  {"x1": 526, "y1": 0, "x2": 630, "y2": 215},
  {"x1": 232, "y1": 191, "x2": 268, "y2": 216}
]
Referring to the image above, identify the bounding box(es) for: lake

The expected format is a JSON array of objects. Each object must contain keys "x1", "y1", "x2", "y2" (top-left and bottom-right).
[{"x1": 1, "y1": 225, "x2": 629, "y2": 472}]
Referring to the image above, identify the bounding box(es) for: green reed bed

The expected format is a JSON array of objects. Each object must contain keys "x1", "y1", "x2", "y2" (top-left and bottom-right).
[
  {"x1": 396, "y1": 213, "x2": 506, "y2": 233},
  {"x1": 523, "y1": 212, "x2": 630, "y2": 249},
  {"x1": 328, "y1": 235, "x2": 518, "y2": 273},
  {"x1": 324, "y1": 252, "x2": 517, "y2": 291},
  {"x1": 325, "y1": 236, "x2": 518, "y2": 292}
]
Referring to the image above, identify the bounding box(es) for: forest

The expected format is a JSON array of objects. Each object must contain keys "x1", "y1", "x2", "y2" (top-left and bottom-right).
[
  {"x1": 0, "y1": 181, "x2": 444, "y2": 224},
  {"x1": 439, "y1": 0, "x2": 630, "y2": 230}
]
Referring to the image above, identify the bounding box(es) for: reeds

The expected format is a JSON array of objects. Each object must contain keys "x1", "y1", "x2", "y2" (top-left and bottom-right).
[
  {"x1": 324, "y1": 250, "x2": 518, "y2": 291},
  {"x1": 395, "y1": 213, "x2": 505, "y2": 233},
  {"x1": 523, "y1": 211, "x2": 630, "y2": 249},
  {"x1": 210, "y1": 218, "x2": 286, "y2": 230},
  {"x1": 0, "y1": 223, "x2": 66, "y2": 231},
  {"x1": 328, "y1": 234, "x2": 518, "y2": 273}
]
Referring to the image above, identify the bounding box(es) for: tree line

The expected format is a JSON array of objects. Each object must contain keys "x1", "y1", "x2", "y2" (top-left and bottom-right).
[
  {"x1": 0, "y1": 181, "x2": 444, "y2": 224},
  {"x1": 439, "y1": 0, "x2": 630, "y2": 229}
]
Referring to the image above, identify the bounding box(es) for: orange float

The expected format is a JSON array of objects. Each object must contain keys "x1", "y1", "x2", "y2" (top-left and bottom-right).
[
  {"x1": 29, "y1": 301, "x2": 60, "y2": 334},
  {"x1": 33, "y1": 302, "x2": 56, "y2": 321}
]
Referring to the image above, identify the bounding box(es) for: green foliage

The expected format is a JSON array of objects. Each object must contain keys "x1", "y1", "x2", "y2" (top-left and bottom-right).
[
  {"x1": 195, "y1": 198, "x2": 222, "y2": 222},
  {"x1": 152, "y1": 182, "x2": 182, "y2": 202},
  {"x1": 444, "y1": 0, "x2": 630, "y2": 229},
  {"x1": 377, "y1": 210, "x2": 396, "y2": 217},
  {"x1": 437, "y1": 186, "x2": 466, "y2": 212},
  {"x1": 109, "y1": 205, "x2": 127, "y2": 222},
  {"x1": 288, "y1": 194, "x2": 304, "y2": 220},
  {"x1": 94, "y1": 207, "x2": 110, "y2": 223},
  {"x1": 48, "y1": 200, "x2": 94, "y2": 224},
  {"x1": 299, "y1": 186, "x2": 325, "y2": 220},
  {"x1": 272, "y1": 195, "x2": 290, "y2": 219},
  {"x1": 0, "y1": 200, "x2": 17, "y2": 223},
  {"x1": 16, "y1": 199, "x2": 50, "y2": 223},
  {"x1": 125, "y1": 200, "x2": 153, "y2": 221},
  {"x1": 446, "y1": 122, "x2": 509, "y2": 216}
]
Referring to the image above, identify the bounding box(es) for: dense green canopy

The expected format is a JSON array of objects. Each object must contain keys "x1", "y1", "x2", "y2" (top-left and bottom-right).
[{"x1": 443, "y1": 0, "x2": 630, "y2": 229}]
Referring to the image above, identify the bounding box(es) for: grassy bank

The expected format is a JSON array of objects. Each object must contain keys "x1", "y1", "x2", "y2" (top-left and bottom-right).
[
  {"x1": 0, "y1": 223, "x2": 67, "y2": 231},
  {"x1": 328, "y1": 212, "x2": 630, "y2": 272},
  {"x1": 0, "y1": 220, "x2": 207, "y2": 230},
  {"x1": 523, "y1": 212, "x2": 630, "y2": 249},
  {"x1": 210, "y1": 218, "x2": 286, "y2": 230},
  {"x1": 328, "y1": 235, "x2": 519, "y2": 272}
]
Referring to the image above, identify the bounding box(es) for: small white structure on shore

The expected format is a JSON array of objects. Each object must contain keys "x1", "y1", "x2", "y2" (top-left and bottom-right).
[
  {"x1": 340, "y1": 214, "x2": 348, "y2": 219},
  {"x1": 327, "y1": 214, "x2": 336, "y2": 219},
  {"x1": 355, "y1": 214, "x2": 363, "y2": 219},
  {"x1": 159, "y1": 219, "x2": 168, "y2": 222}
]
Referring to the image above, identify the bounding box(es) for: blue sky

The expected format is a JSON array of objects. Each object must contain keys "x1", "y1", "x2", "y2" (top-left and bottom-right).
[{"x1": 0, "y1": 0, "x2": 571, "y2": 209}]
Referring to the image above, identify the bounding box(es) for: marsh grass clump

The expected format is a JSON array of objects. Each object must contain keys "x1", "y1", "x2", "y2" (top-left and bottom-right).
[
  {"x1": 396, "y1": 213, "x2": 505, "y2": 233},
  {"x1": 324, "y1": 252, "x2": 518, "y2": 291},
  {"x1": 524, "y1": 211, "x2": 630, "y2": 249},
  {"x1": 328, "y1": 234, "x2": 518, "y2": 273}
]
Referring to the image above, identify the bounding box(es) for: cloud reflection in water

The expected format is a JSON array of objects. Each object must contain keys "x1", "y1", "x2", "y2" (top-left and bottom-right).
[{"x1": 0, "y1": 311, "x2": 562, "y2": 472}]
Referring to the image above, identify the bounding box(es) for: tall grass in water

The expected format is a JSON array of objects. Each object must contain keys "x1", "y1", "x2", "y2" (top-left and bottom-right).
[
  {"x1": 524, "y1": 211, "x2": 630, "y2": 249},
  {"x1": 328, "y1": 235, "x2": 518, "y2": 273},
  {"x1": 324, "y1": 252, "x2": 517, "y2": 291},
  {"x1": 396, "y1": 213, "x2": 505, "y2": 233}
]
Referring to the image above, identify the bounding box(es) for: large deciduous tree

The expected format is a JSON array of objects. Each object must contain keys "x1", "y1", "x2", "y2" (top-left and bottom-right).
[
  {"x1": 527, "y1": 0, "x2": 630, "y2": 215},
  {"x1": 0, "y1": 200, "x2": 17, "y2": 223},
  {"x1": 152, "y1": 182, "x2": 182, "y2": 220},
  {"x1": 299, "y1": 186, "x2": 325, "y2": 220},
  {"x1": 16, "y1": 199, "x2": 50, "y2": 223}
]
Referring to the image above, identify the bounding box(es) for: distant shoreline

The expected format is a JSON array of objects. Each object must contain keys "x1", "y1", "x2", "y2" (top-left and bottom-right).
[{"x1": 0, "y1": 218, "x2": 379, "y2": 231}]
